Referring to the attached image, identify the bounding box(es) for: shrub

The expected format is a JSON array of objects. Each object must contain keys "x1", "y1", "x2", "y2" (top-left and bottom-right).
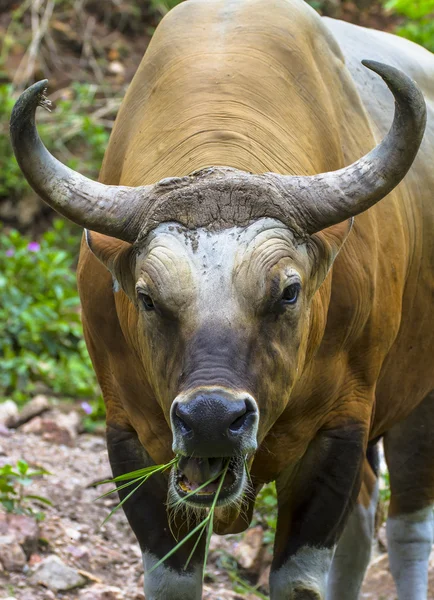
[
  {"x1": 0, "y1": 459, "x2": 51, "y2": 519},
  {"x1": 384, "y1": 0, "x2": 434, "y2": 51},
  {"x1": 0, "y1": 219, "x2": 99, "y2": 402}
]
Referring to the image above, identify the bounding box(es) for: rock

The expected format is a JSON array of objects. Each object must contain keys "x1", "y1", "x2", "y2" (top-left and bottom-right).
[
  {"x1": 21, "y1": 410, "x2": 80, "y2": 446},
  {"x1": 11, "y1": 395, "x2": 51, "y2": 428},
  {"x1": 233, "y1": 525, "x2": 264, "y2": 571},
  {"x1": 0, "y1": 535, "x2": 27, "y2": 571},
  {"x1": 0, "y1": 400, "x2": 19, "y2": 427},
  {"x1": 0, "y1": 512, "x2": 39, "y2": 557},
  {"x1": 0, "y1": 424, "x2": 12, "y2": 437},
  {"x1": 29, "y1": 553, "x2": 43, "y2": 567},
  {"x1": 78, "y1": 584, "x2": 125, "y2": 600},
  {"x1": 65, "y1": 526, "x2": 81, "y2": 541},
  {"x1": 29, "y1": 554, "x2": 86, "y2": 591},
  {"x1": 108, "y1": 61, "x2": 125, "y2": 76},
  {"x1": 66, "y1": 544, "x2": 90, "y2": 560}
]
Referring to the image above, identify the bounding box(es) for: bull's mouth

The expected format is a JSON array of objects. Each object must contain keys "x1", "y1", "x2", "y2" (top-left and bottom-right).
[{"x1": 171, "y1": 456, "x2": 245, "y2": 507}]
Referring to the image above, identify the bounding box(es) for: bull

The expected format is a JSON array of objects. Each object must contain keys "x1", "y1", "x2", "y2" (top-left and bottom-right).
[{"x1": 10, "y1": 0, "x2": 434, "y2": 598}]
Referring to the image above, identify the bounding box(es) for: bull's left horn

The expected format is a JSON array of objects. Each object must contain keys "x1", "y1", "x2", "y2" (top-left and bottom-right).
[
  {"x1": 269, "y1": 61, "x2": 426, "y2": 234},
  {"x1": 10, "y1": 80, "x2": 149, "y2": 242}
]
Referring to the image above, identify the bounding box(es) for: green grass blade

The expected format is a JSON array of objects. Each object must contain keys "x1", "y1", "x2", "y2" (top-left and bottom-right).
[
  {"x1": 95, "y1": 475, "x2": 147, "y2": 500},
  {"x1": 148, "y1": 515, "x2": 210, "y2": 575},
  {"x1": 97, "y1": 457, "x2": 177, "y2": 485},
  {"x1": 99, "y1": 476, "x2": 149, "y2": 528},
  {"x1": 23, "y1": 494, "x2": 52, "y2": 506},
  {"x1": 202, "y1": 461, "x2": 229, "y2": 579},
  {"x1": 183, "y1": 520, "x2": 208, "y2": 570}
]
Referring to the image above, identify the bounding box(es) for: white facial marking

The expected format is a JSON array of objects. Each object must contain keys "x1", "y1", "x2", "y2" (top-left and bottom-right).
[
  {"x1": 138, "y1": 218, "x2": 305, "y2": 323},
  {"x1": 387, "y1": 505, "x2": 434, "y2": 600},
  {"x1": 269, "y1": 545, "x2": 334, "y2": 600},
  {"x1": 142, "y1": 551, "x2": 202, "y2": 600},
  {"x1": 327, "y1": 480, "x2": 378, "y2": 599}
]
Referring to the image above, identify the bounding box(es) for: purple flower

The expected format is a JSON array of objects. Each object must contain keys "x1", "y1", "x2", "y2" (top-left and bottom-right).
[
  {"x1": 6, "y1": 249, "x2": 14, "y2": 257},
  {"x1": 27, "y1": 242, "x2": 40, "y2": 252},
  {"x1": 80, "y1": 401, "x2": 93, "y2": 415}
]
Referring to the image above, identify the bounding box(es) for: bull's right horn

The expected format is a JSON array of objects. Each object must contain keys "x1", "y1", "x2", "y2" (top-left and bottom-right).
[
  {"x1": 268, "y1": 61, "x2": 427, "y2": 234},
  {"x1": 10, "y1": 80, "x2": 149, "y2": 243}
]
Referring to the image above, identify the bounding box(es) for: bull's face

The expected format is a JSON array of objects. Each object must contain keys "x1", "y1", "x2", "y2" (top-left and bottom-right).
[{"x1": 96, "y1": 216, "x2": 351, "y2": 507}]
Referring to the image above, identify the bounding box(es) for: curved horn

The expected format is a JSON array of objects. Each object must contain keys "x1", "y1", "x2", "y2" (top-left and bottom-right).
[
  {"x1": 10, "y1": 80, "x2": 150, "y2": 242},
  {"x1": 269, "y1": 60, "x2": 427, "y2": 234}
]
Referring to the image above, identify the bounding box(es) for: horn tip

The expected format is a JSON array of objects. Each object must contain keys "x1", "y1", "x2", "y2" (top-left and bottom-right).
[{"x1": 10, "y1": 79, "x2": 51, "y2": 129}]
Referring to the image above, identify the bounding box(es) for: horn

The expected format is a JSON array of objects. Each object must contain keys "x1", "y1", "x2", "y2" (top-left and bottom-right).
[
  {"x1": 10, "y1": 80, "x2": 150, "y2": 242},
  {"x1": 268, "y1": 60, "x2": 426, "y2": 234}
]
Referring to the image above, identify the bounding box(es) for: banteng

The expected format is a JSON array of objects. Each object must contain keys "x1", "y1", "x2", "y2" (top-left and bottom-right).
[{"x1": 10, "y1": 0, "x2": 434, "y2": 598}]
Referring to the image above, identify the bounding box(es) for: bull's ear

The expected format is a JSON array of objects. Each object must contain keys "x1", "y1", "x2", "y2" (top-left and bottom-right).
[
  {"x1": 85, "y1": 230, "x2": 135, "y2": 295},
  {"x1": 308, "y1": 218, "x2": 353, "y2": 289}
]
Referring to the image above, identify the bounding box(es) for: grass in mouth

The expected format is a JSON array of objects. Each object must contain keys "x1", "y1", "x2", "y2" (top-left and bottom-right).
[{"x1": 95, "y1": 457, "x2": 230, "y2": 575}]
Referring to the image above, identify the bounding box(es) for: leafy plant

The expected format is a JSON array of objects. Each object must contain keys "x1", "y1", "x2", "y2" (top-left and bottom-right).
[
  {"x1": 0, "y1": 219, "x2": 99, "y2": 402},
  {"x1": 253, "y1": 482, "x2": 277, "y2": 545},
  {"x1": 384, "y1": 0, "x2": 434, "y2": 51},
  {"x1": 0, "y1": 459, "x2": 51, "y2": 519},
  {"x1": 379, "y1": 468, "x2": 391, "y2": 504}
]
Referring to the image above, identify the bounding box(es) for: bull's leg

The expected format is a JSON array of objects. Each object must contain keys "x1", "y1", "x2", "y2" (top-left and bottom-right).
[
  {"x1": 269, "y1": 425, "x2": 366, "y2": 600},
  {"x1": 326, "y1": 446, "x2": 379, "y2": 600},
  {"x1": 106, "y1": 425, "x2": 203, "y2": 600},
  {"x1": 384, "y1": 390, "x2": 434, "y2": 600}
]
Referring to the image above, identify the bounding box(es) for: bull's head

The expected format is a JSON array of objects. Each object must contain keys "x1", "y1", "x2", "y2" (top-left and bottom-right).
[{"x1": 10, "y1": 61, "x2": 426, "y2": 508}]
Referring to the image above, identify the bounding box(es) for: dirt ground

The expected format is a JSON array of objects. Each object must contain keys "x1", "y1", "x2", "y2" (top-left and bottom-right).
[{"x1": 1, "y1": 425, "x2": 433, "y2": 600}]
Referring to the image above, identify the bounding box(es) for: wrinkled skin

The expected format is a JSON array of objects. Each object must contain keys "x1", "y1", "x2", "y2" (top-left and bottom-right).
[
  {"x1": 110, "y1": 218, "x2": 346, "y2": 437},
  {"x1": 73, "y1": 0, "x2": 434, "y2": 598}
]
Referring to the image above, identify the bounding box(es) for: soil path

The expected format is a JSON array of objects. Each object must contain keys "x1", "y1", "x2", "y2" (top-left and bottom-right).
[{"x1": 1, "y1": 429, "x2": 433, "y2": 599}]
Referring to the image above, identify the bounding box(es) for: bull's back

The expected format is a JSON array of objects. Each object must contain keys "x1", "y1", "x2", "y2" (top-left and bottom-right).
[{"x1": 99, "y1": 0, "x2": 373, "y2": 185}]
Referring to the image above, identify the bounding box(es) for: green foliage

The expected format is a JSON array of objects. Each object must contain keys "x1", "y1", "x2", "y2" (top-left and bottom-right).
[
  {"x1": 0, "y1": 459, "x2": 51, "y2": 519},
  {"x1": 0, "y1": 82, "x2": 110, "y2": 201},
  {"x1": 0, "y1": 85, "x2": 31, "y2": 200},
  {"x1": 253, "y1": 482, "x2": 277, "y2": 545},
  {"x1": 0, "y1": 219, "x2": 99, "y2": 402},
  {"x1": 384, "y1": 0, "x2": 434, "y2": 51},
  {"x1": 380, "y1": 468, "x2": 391, "y2": 504}
]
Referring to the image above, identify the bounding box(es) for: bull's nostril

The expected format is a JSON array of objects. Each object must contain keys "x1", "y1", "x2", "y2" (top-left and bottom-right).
[
  {"x1": 174, "y1": 402, "x2": 193, "y2": 435},
  {"x1": 176, "y1": 416, "x2": 192, "y2": 435},
  {"x1": 228, "y1": 398, "x2": 256, "y2": 433},
  {"x1": 229, "y1": 412, "x2": 248, "y2": 432}
]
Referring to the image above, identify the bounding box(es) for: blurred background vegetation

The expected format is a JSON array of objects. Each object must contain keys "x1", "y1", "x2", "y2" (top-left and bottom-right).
[{"x1": 0, "y1": 0, "x2": 431, "y2": 541}]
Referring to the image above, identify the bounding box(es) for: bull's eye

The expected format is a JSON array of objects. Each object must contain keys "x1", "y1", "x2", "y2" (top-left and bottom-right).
[
  {"x1": 138, "y1": 292, "x2": 155, "y2": 311},
  {"x1": 281, "y1": 282, "x2": 301, "y2": 305}
]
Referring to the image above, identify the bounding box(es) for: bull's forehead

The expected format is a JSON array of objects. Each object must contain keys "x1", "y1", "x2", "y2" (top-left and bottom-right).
[{"x1": 135, "y1": 218, "x2": 309, "y2": 318}]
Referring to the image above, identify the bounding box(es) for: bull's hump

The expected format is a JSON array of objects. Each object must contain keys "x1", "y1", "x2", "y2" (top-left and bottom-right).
[{"x1": 102, "y1": 0, "x2": 346, "y2": 187}]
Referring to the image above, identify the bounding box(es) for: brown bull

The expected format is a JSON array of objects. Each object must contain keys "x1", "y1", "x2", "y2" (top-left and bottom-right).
[{"x1": 10, "y1": 0, "x2": 434, "y2": 598}]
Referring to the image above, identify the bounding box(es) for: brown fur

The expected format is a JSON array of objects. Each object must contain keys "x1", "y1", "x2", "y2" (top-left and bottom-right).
[{"x1": 77, "y1": 0, "x2": 434, "y2": 541}]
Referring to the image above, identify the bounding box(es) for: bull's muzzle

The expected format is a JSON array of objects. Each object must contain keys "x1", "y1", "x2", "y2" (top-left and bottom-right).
[{"x1": 170, "y1": 388, "x2": 259, "y2": 458}]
